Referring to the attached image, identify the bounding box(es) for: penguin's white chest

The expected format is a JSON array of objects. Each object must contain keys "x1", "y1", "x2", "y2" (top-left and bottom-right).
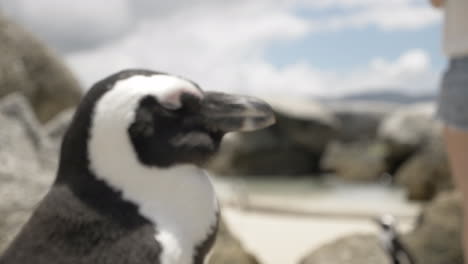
[
  {"x1": 146, "y1": 167, "x2": 218, "y2": 264},
  {"x1": 94, "y1": 164, "x2": 218, "y2": 264}
]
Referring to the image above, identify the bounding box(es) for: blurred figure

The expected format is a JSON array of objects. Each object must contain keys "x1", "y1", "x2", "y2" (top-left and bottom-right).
[
  {"x1": 375, "y1": 215, "x2": 415, "y2": 264},
  {"x1": 432, "y1": 0, "x2": 468, "y2": 263}
]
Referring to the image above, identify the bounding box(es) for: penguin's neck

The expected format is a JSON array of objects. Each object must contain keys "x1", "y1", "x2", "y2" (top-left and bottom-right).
[{"x1": 93, "y1": 163, "x2": 219, "y2": 264}]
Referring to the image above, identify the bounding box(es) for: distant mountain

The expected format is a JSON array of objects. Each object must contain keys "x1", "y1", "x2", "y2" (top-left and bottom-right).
[{"x1": 333, "y1": 90, "x2": 436, "y2": 104}]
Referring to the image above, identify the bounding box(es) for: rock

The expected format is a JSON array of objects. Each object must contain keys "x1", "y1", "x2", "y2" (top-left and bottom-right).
[
  {"x1": 403, "y1": 191, "x2": 463, "y2": 264},
  {"x1": 378, "y1": 103, "x2": 440, "y2": 173},
  {"x1": 209, "y1": 220, "x2": 259, "y2": 264},
  {"x1": 0, "y1": 13, "x2": 82, "y2": 122},
  {"x1": 299, "y1": 234, "x2": 389, "y2": 264},
  {"x1": 379, "y1": 103, "x2": 438, "y2": 147},
  {"x1": 270, "y1": 98, "x2": 339, "y2": 153},
  {"x1": 327, "y1": 101, "x2": 394, "y2": 142},
  {"x1": 209, "y1": 98, "x2": 338, "y2": 176},
  {"x1": 0, "y1": 94, "x2": 55, "y2": 253},
  {"x1": 320, "y1": 141, "x2": 389, "y2": 181},
  {"x1": 396, "y1": 137, "x2": 453, "y2": 201},
  {"x1": 210, "y1": 130, "x2": 318, "y2": 175},
  {"x1": 43, "y1": 107, "x2": 75, "y2": 147}
]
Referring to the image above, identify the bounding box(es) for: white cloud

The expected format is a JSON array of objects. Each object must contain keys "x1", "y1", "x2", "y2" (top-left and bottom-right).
[
  {"x1": 0, "y1": 0, "x2": 134, "y2": 52},
  {"x1": 333, "y1": 49, "x2": 437, "y2": 96},
  {"x1": 230, "y1": 49, "x2": 437, "y2": 98},
  {"x1": 66, "y1": 2, "x2": 310, "y2": 89}
]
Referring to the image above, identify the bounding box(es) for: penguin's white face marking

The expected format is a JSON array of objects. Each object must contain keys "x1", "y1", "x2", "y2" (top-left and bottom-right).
[
  {"x1": 88, "y1": 74, "x2": 218, "y2": 264},
  {"x1": 117, "y1": 74, "x2": 203, "y2": 110}
]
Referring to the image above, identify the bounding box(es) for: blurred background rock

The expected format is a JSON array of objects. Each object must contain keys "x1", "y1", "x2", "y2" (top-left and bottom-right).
[{"x1": 0, "y1": 14, "x2": 81, "y2": 123}]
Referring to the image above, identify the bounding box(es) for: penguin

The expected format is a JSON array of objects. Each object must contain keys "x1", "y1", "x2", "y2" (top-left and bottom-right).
[
  {"x1": 375, "y1": 214, "x2": 415, "y2": 264},
  {"x1": 0, "y1": 69, "x2": 275, "y2": 264}
]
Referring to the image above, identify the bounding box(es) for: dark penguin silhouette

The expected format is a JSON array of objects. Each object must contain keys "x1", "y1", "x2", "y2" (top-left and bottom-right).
[
  {"x1": 375, "y1": 214, "x2": 415, "y2": 264},
  {"x1": 0, "y1": 69, "x2": 275, "y2": 264}
]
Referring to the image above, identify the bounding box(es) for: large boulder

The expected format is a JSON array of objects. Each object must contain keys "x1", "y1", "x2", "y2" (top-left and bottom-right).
[
  {"x1": 378, "y1": 103, "x2": 440, "y2": 173},
  {"x1": 209, "y1": 130, "x2": 318, "y2": 176},
  {"x1": 0, "y1": 13, "x2": 82, "y2": 122},
  {"x1": 0, "y1": 94, "x2": 55, "y2": 252},
  {"x1": 403, "y1": 191, "x2": 463, "y2": 264},
  {"x1": 43, "y1": 107, "x2": 75, "y2": 147},
  {"x1": 299, "y1": 234, "x2": 389, "y2": 264},
  {"x1": 209, "y1": 220, "x2": 259, "y2": 264},
  {"x1": 320, "y1": 141, "x2": 389, "y2": 182},
  {"x1": 396, "y1": 137, "x2": 453, "y2": 201},
  {"x1": 327, "y1": 101, "x2": 394, "y2": 142},
  {"x1": 209, "y1": 98, "x2": 339, "y2": 176},
  {"x1": 271, "y1": 98, "x2": 339, "y2": 152}
]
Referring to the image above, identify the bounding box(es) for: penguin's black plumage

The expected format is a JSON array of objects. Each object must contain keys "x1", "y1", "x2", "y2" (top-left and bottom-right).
[{"x1": 0, "y1": 69, "x2": 275, "y2": 264}]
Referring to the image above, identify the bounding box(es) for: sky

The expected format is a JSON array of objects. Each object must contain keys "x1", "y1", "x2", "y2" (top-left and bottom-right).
[{"x1": 0, "y1": 0, "x2": 445, "y2": 99}]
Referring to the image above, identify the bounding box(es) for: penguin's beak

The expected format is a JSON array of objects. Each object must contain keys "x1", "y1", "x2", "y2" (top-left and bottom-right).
[{"x1": 200, "y1": 92, "x2": 276, "y2": 133}]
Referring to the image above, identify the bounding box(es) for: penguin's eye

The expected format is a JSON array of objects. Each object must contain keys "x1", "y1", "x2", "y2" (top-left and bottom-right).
[{"x1": 180, "y1": 93, "x2": 202, "y2": 113}]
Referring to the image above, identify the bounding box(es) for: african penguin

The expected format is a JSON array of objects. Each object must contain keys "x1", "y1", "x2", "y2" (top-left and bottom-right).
[
  {"x1": 375, "y1": 214, "x2": 415, "y2": 264},
  {"x1": 0, "y1": 69, "x2": 275, "y2": 264}
]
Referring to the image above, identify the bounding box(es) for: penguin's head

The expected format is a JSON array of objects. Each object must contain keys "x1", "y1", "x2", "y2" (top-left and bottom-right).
[{"x1": 60, "y1": 69, "x2": 275, "y2": 178}]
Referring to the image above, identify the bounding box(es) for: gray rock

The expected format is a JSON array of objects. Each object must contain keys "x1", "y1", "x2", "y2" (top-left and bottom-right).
[
  {"x1": 209, "y1": 129, "x2": 318, "y2": 176},
  {"x1": 396, "y1": 138, "x2": 453, "y2": 201},
  {"x1": 0, "y1": 93, "x2": 49, "y2": 150},
  {"x1": 0, "y1": 13, "x2": 82, "y2": 123},
  {"x1": 43, "y1": 107, "x2": 75, "y2": 147},
  {"x1": 403, "y1": 191, "x2": 463, "y2": 264},
  {"x1": 320, "y1": 141, "x2": 389, "y2": 182},
  {"x1": 299, "y1": 234, "x2": 389, "y2": 264},
  {"x1": 0, "y1": 95, "x2": 55, "y2": 252},
  {"x1": 378, "y1": 103, "x2": 438, "y2": 147},
  {"x1": 270, "y1": 98, "x2": 339, "y2": 153},
  {"x1": 209, "y1": 220, "x2": 259, "y2": 264},
  {"x1": 378, "y1": 103, "x2": 440, "y2": 173},
  {"x1": 327, "y1": 101, "x2": 394, "y2": 142}
]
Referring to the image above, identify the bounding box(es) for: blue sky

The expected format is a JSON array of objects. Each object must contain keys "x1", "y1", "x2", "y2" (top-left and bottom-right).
[
  {"x1": 266, "y1": 23, "x2": 444, "y2": 71},
  {"x1": 0, "y1": 0, "x2": 445, "y2": 98}
]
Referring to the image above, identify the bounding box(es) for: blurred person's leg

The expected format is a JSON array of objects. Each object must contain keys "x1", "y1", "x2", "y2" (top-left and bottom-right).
[
  {"x1": 438, "y1": 57, "x2": 468, "y2": 263},
  {"x1": 444, "y1": 126, "x2": 468, "y2": 263}
]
